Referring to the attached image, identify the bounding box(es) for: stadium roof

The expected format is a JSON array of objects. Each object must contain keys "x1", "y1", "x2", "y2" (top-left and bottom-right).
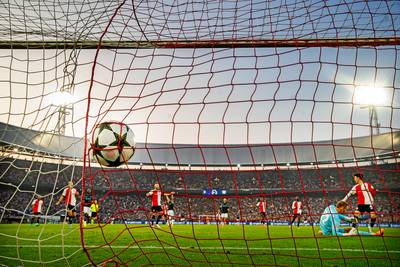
[{"x1": 0, "y1": 122, "x2": 398, "y2": 166}]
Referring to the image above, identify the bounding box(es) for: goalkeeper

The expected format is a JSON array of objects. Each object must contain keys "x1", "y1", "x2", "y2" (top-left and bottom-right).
[{"x1": 319, "y1": 201, "x2": 383, "y2": 236}]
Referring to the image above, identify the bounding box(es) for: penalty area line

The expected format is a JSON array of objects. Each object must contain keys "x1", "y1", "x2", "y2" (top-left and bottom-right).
[{"x1": 0, "y1": 244, "x2": 398, "y2": 254}]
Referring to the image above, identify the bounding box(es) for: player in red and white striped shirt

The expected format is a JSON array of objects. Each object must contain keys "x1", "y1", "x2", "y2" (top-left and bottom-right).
[
  {"x1": 146, "y1": 183, "x2": 163, "y2": 227},
  {"x1": 31, "y1": 195, "x2": 44, "y2": 226},
  {"x1": 146, "y1": 183, "x2": 176, "y2": 228},
  {"x1": 342, "y1": 173, "x2": 377, "y2": 232},
  {"x1": 256, "y1": 197, "x2": 267, "y2": 225},
  {"x1": 56, "y1": 181, "x2": 80, "y2": 225},
  {"x1": 290, "y1": 197, "x2": 302, "y2": 228}
]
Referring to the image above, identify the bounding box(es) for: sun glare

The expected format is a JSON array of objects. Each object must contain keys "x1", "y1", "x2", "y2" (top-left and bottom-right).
[
  {"x1": 48, "y1": 91, "x2": 76, "y2": 106},
  {"x1": 353, "y1": 85, "x2": 387, "y2": 106}
]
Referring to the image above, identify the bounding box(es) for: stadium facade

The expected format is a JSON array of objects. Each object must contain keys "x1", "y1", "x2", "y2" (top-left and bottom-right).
[{"x1": 0, "y1": 122, "x2": 399, "y2": 167}]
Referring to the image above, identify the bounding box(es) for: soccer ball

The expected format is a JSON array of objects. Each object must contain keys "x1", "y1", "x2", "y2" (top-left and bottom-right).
[{"x1": 91, "y1": 121, "x2": 136, "y2": 167}]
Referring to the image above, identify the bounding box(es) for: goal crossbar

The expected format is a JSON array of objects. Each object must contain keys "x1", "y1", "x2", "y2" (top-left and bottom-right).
[{"x1": 1, "y1": 37, "x2": 399, "y2": 49}]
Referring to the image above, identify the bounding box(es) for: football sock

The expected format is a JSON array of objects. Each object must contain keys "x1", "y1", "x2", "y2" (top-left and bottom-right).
[{"x1": 371, "y1": 218, "x2": 376, "y2": 227}]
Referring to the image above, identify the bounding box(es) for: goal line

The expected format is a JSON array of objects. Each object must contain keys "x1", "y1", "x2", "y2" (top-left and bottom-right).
[{"x1": 0, "y1": 244, "x2": 398, "y2": 254}]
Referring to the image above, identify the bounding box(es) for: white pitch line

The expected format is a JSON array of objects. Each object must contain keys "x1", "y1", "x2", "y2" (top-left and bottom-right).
[{"x1": 0, "y1": 244, "x2": 398, "y2": 254}]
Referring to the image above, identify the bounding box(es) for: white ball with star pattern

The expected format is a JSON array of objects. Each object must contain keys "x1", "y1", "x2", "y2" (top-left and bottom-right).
[{"x1": 92, "y1": 122, "x2": 136, "y2": 167}]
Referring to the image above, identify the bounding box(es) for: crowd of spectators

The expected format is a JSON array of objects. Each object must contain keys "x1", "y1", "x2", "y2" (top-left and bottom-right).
[{"x1": 0, "y1": 157, "x2": 399, "y2": 225}]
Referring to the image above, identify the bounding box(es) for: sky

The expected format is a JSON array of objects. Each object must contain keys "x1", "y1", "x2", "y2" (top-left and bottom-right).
[{"x1": 0, "y1": 0, "x2": 399, "y2": 145}]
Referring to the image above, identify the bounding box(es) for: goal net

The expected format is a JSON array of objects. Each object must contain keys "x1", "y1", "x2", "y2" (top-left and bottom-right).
[{"x1": 0, "y1": 0, "x2": 399, "y2": 266}]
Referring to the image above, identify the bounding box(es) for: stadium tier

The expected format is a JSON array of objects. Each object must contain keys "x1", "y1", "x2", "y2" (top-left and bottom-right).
[{"x1": 1, "y1": 156, "x2": 399, "y2": 224}]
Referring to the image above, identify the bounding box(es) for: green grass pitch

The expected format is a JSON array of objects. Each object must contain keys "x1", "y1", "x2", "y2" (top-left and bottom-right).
[{"x1": 0, "y1": 224, "x2": 399, "y2": 266}]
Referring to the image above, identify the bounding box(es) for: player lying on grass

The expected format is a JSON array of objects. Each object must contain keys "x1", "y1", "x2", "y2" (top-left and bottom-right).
[{"x1": 319, "y1": 200, "x2": 384, "y2": 236}]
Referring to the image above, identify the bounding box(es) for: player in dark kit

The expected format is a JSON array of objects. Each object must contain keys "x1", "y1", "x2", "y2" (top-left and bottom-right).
[
  {"x1": 165, "y1": 192, "x2": 175, "y2": 226},
  {"x1": 219, "y1": 198, "x2": 229, "y2": 225},
  {"x1": 83, "y1": 189, "x2": 92, "y2": 227}
]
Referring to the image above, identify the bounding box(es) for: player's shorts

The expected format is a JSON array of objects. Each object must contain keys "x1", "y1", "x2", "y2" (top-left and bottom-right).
[
  {"x1": 152, "y1": 206, "x2": 162, "y2": 213},
  {"x1": 220, "y1": 213, "x2": 228, "y2": 219},
  {"x1": 33, "y1": 212, "x2": 41, "y2": 216},
  {"x1": 167, "y1": 210, "x2": 175, "y2": 217},
  {"x1": 357, "y1": 204, "x2": 374, "y2": 213},
  {"x1": 84, "y1": 206, "x2": 92, "y2": 216},
  {"x1": 91, "y1": 212, "x2": 97, "y2": 218},
  {"x1": 260, "y1": 212, "x2": 266, "y2": 217},
  {"x1": 67, "y1": 204, "x2": 76, "y2": 212}
]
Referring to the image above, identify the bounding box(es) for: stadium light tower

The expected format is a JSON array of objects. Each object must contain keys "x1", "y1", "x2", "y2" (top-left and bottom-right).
[
  {"x1": 353, "y1": 85, "x2": 386, "y2": 136},
  {"x1": 49, "y1": 90, "x2": 76, "y2": 135}
]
